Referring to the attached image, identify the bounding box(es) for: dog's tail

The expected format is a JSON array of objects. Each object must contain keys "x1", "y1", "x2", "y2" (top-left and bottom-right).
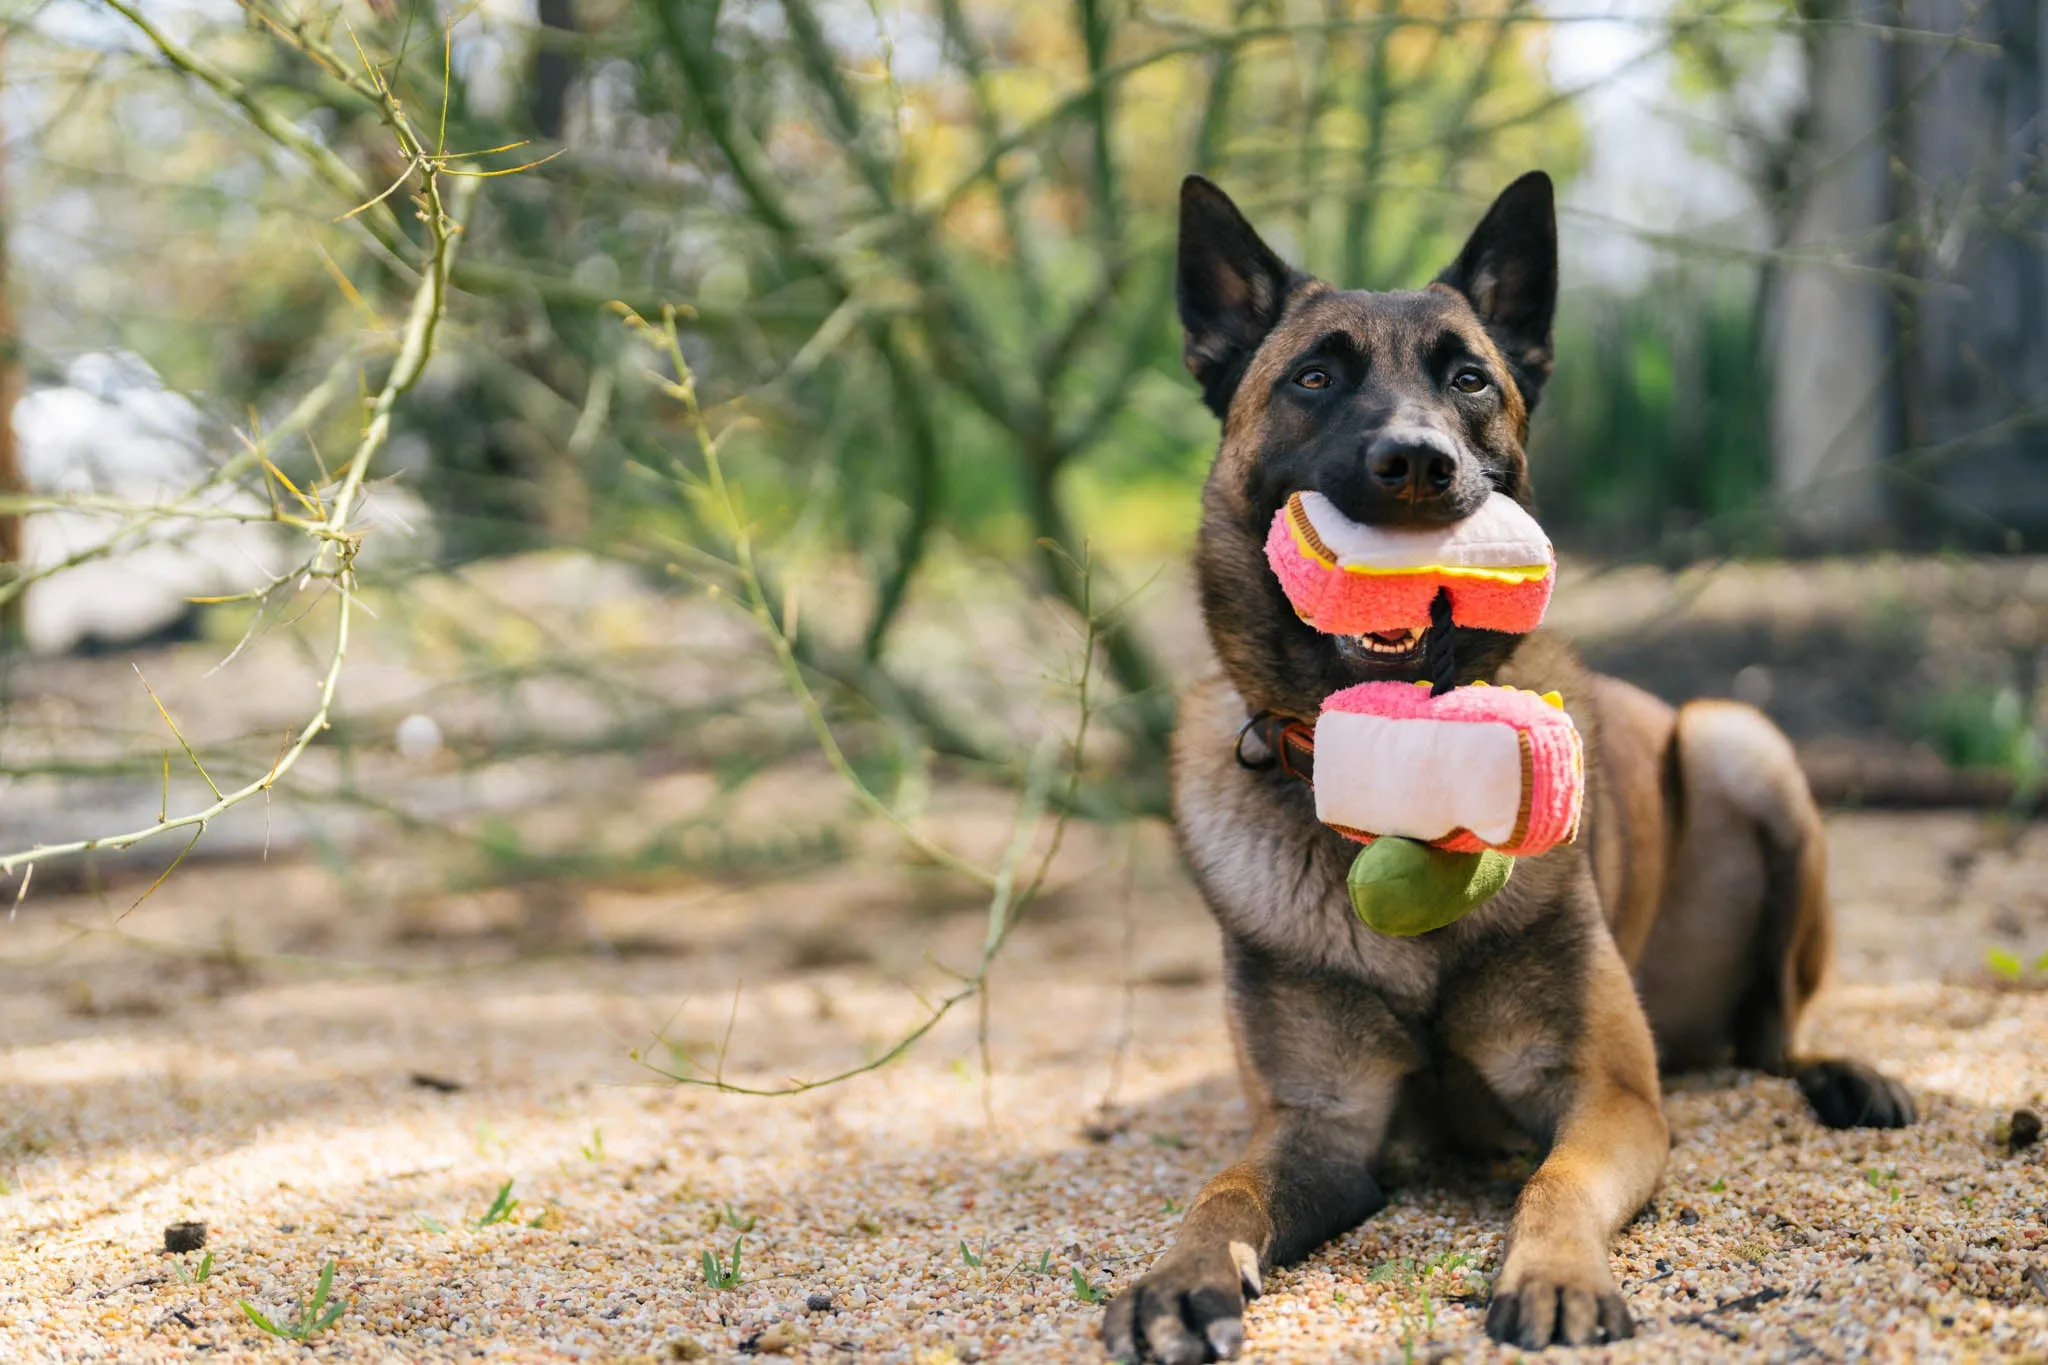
[
  {"x1": 1676, "y1": 700, "x2": 1914, "y2": 1128},
  {"x1": 1671, "y1": 701, "x2": 1830, "y2": 1074}
]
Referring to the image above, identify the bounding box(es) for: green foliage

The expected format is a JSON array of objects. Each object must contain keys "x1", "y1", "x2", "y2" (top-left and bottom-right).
[
  {"x1": 1909, "y1": 684, "x2": 2039, "y2": 776},
  {"x1": 701, "y1": 1236, "x2": 745, "y2": 1290},
  {"x1": 1070, "y1": 1265, "x2": 1106, "y2": 1304},
  {"x1": 18, "y1": 0, "x2": 1598, "y2": 794},
  {"x1": 1535, "y1": 274, "x2": 1775, "y2": 558},
  {"x1": 467, "y1": 812, "x2": 848, "y2": 890},
  {"x1": 1985, "y1": 947, "x2": 2048, "y2": 982},
  {"x1": 1987, "y1": 947, "x2": 2026, "y2": 981},
  {"x1": 473, "y1": 1178, "x2": 521, "y2": 1228},
  {"x1": 172, "y1": 1251, "x2": 214, "y2": 1285},
  {"x1": 239, "y1": 1259, "x2": 346, "y2": 1342},
  {"x1": 14, "y1": 0, "x2": 1846, "y2": 860}
]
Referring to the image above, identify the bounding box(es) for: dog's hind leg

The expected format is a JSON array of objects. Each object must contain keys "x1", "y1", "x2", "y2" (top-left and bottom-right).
[{"x1": 1652, "y1": 701, "x2": 1914, "y2": 1128}]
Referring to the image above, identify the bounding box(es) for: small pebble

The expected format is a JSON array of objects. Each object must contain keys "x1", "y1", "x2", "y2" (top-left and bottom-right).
[
  {"x1": 753, "y1": 1322, "x2": 803, "y2": 1354},
  {"x1": 1677, "y1": 1207, "x2": 1700, "y2": 1226},
  {"x1": 408, "y1": 1072, "x2": 465, "y2": 1093},
  {"x1": 161, "y1": 1222, "x2": 206, "y2": 1254},
  {"x1": 664, "y1": 1338, "x2": 707, "y2": 1362},
  {"x1": 805, "y1": 1292, "x2": 832, "y2": 1313},
  {"x1": 2009, "y1": 1108, "x2": 2042, "y2": 1152}
]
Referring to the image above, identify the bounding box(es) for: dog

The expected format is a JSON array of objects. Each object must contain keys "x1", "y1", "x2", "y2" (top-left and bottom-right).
[{"x1": 1100, "y1": 172, "x2": 1914, "y2": 1363}]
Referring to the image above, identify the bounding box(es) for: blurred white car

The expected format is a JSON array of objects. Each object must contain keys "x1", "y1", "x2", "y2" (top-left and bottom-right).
[{"x1": 14, "y1": 352, "x2": 426, "y2": 655}]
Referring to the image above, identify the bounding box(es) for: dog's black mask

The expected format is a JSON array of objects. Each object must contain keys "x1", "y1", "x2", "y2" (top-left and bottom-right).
[{"x1": 1179, "y1": 173, "x2": 1559, "y2": 705}]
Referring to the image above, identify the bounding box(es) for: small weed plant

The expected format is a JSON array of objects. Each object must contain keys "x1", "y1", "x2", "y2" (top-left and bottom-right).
[
  {"x1": 1986, "y1": 947, "x2": 2048, "y2": 984},
  {"x1": 1368, "y1": 1252, "x2": 1487, "y2": 1363},
  {"x1": 702, "y1": 1236, "x2": 745, "y2": 1289},
  {"x1": 239, "y1": 1259, "x2": 345, "y2": 1342},
  {"x1": 474, "y1": 1179, "x2": 522, "y2": 1228}
]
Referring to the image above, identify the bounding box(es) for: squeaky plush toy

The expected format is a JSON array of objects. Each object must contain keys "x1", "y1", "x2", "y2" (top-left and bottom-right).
[
  {"x1": 1259, "y1": 490, "x2": 1584, "y2": 936},
  {"x1": 1266, "y1": 489, "x2": 1556, "y2": 636}
]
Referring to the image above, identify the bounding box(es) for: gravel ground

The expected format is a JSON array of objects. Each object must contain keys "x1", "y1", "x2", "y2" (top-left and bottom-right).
[{"x1": 2, "y1": 805, "x2": 2046, "y2": 1363}]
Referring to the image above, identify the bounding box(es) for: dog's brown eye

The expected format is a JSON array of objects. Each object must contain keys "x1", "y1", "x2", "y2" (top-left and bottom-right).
[
  {"x1": 1451, "y1": 368, "x2": 1490, "y2": 394},
  {"x1": 1294, "y1": 368, "x2": 1330, "y2": 391}
]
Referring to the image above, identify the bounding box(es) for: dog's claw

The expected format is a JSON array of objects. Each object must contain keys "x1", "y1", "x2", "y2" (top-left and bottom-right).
[
  {"x1": 1486, "y1": 1266, "x2": 1636, "y2": 1348},
  {"x1": 1600, "y1": 1288, "x2": 1636, "y2": 1340},
  {"x1": 1101, "y1": 1243, "x2": 1250, "y2": 1363}
]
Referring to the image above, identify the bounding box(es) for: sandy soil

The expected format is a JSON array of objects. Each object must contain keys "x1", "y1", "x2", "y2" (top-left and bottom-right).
[{"x1": 3, "y1": 797, "x2": 2046, "y2": 1364}]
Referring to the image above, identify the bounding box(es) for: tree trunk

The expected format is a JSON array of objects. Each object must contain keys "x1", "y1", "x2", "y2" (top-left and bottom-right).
[
  {"x1": 1767, "y1": 0, "x2": 1894, "y2": 548},
  {"x1": 0, "y1": 32, "x2": 24, "y2": 645},
  {"x1": 1893, "y1": 0, "x2": 2048, "y2": 548}
]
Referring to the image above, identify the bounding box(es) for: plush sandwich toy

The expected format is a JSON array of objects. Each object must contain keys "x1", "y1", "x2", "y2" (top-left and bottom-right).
[{"x1": 1261, "y1": 490, "x2": 1584, "y2": 935}]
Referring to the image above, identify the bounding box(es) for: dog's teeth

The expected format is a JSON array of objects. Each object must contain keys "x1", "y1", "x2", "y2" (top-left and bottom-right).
[{"x1": 1348, "y1": 625, "x2": 1426, "y2": 656}]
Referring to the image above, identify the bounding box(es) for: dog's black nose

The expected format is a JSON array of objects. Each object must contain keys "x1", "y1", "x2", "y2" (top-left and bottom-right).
[
  {"x1": 1313, "y1": 429, "x2": 1480, "y2": 527},
  {"x1": 1365, "y1": 434, "x2": 1458, "y2": 500}
]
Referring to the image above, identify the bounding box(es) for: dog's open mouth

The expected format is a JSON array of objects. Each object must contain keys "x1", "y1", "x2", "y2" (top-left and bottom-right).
[{"x1": 1335, "y1": 625, "x2": 1427, "y2": 665}]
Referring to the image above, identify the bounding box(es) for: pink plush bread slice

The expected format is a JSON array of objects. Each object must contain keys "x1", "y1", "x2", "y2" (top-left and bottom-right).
[
  {"x1": 1312, "y1": 680, "x2": 1584, "y2": 857},
  {"x1": 1266, "y1": 490, "x2": 1554, "y2": 635}
]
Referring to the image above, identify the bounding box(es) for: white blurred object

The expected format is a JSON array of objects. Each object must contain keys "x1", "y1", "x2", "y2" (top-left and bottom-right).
[
  {"x1": 16, "y1": 353, "x2": 284, "y2": 655},
  {"x1": 395, "y1": 712, "x2": 445, "y2": 762}
]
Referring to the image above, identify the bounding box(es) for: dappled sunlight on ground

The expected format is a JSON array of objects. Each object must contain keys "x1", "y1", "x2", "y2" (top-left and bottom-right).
[{"x1": 1, "y1": 810, "x2": 2045, "y2": 1361}]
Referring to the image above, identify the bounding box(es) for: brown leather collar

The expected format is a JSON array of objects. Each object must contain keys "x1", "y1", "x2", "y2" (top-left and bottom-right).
[
  {"x1": 1235, "y1": 711, "x2": 1317, "y2": 785},
  {"x1": 1239, "y1": 591, "x2": 1463, "y2": 788}
]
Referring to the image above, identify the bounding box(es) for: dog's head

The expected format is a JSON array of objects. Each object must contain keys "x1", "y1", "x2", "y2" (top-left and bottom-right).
[{"x1": 1180, "y1": 172, "x2": 1558, "y2": 718}]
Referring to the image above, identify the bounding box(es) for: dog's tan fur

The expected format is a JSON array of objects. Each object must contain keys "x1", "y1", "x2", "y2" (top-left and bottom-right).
[{"x1": 1101, "y1": 176, "x2": 1911, "y2": 1363}]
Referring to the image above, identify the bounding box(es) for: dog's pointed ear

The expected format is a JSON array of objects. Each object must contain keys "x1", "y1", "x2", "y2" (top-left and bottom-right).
[
  {"x1": 1178, "y1": 176, "x2": 1299, "y2": 419},
  {"x1": 1435, "y1": 171, "x2": 1557, "y2": 410}
]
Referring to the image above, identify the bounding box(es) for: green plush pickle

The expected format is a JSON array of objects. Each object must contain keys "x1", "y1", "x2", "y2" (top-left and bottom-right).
[{"x1": 1347, "y1": 837, "x2": 1514, "y2": 936}]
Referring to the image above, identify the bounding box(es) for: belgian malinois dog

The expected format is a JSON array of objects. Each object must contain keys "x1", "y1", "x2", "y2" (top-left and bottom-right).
[{"x1": 1101, "y1": 173, "x2": 1914, "y2": 1362}]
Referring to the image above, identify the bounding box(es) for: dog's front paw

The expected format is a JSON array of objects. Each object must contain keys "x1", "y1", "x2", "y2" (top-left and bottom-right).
[
  {"x1": 1484, "y1": 1253, "x2": 1633, "y2": 1349},
  {"x1": 1101, "y1": 1239, "x2": 1262, "y2": 1364}
]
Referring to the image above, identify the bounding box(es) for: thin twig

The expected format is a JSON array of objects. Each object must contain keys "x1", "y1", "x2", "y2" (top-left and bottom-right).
[
  {"x1": 0, "y1": 141, "x2": 476, "y2": 879},
  {"x1": 615, "y1": 304, "x2": 998, "y2": 889},
  {"x1": 622, "y1": 307, "x2": 1101, "y2": 1096}
]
